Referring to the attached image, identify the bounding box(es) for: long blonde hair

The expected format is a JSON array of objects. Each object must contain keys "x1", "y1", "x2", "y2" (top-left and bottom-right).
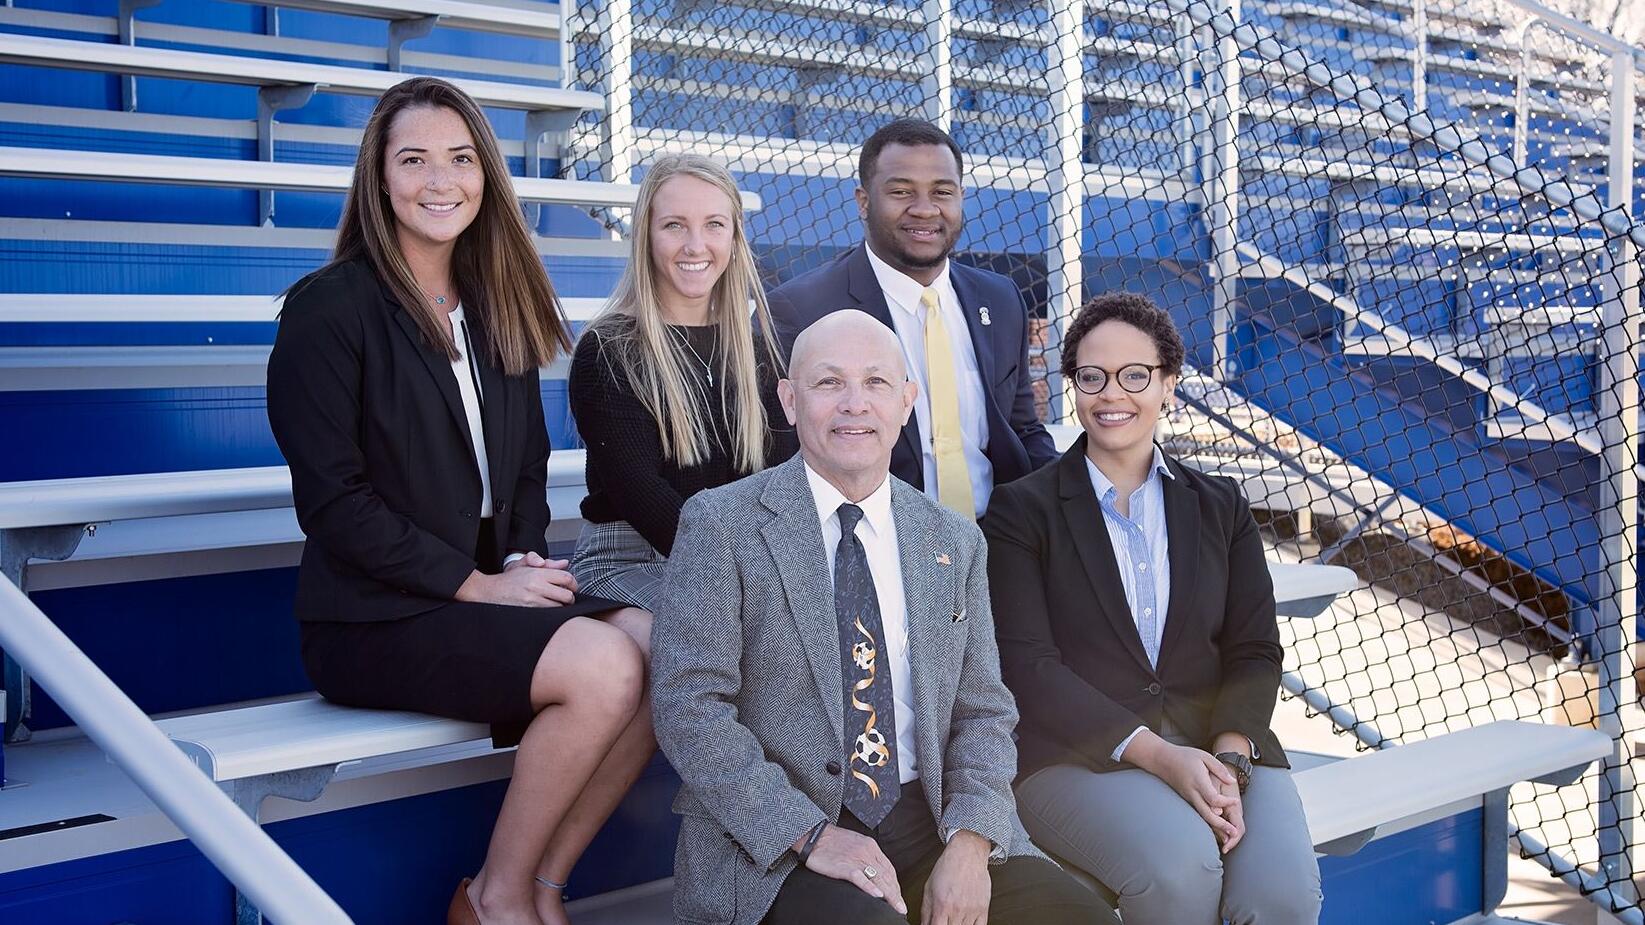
[
  {"x1": 308, "y1": 76, "x2": 571, "y2": 375},
  {"x1": 585, "y1": 155, "x2": 781, "y2": 471}
]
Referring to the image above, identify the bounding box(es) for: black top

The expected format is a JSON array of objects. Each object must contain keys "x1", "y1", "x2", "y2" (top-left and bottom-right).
[
  {"x1": 569, "y1": 321, "x2": 797, "y2": 556},
  {"x1": 980, "y1": 433, "x2": 1287, "y2": 779},
  {"x1": 267, "y1": 257, "x2": 554, "y2": 623}
]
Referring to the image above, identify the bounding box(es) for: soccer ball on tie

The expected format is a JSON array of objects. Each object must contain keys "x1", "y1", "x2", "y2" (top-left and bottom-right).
[{"x1": 852, "y1": 730, "x2": 890, "y2": 768}]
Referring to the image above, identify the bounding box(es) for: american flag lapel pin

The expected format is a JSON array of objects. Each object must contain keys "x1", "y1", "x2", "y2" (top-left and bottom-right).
[
  {"x1": 978, "y1": 305, "x2": 992, "y2": 326},
  {"x1": 935, "y1": 552, "x2": 951, "y2": 566}
]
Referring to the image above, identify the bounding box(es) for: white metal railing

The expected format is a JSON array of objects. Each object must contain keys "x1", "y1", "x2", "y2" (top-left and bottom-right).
[{"x1": 0, "y1": 576, "x2": 351, "y2": 924}]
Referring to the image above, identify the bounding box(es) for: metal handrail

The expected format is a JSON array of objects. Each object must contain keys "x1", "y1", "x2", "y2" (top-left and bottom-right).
[{"x1": 0, "y1": 576, "x2": 351, "y2": 924}]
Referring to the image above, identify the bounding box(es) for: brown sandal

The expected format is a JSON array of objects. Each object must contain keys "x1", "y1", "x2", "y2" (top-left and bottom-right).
[{"x1": 446, "y1": 877, "x2": 481, "y2": 925}]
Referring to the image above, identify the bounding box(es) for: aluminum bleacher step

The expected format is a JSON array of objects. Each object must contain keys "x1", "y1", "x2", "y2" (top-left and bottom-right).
[
  {"x1": 209, "y1": 0, "x2": 563, "y2": 39},
  {"x1": 0, "y1": 146, "x2": 653, "y2": 208}
]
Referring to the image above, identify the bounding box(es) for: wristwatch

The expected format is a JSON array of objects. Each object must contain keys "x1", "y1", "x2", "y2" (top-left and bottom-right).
[{"x1": 1215, "y1": 751, "x2": 1253, "y2": 794}]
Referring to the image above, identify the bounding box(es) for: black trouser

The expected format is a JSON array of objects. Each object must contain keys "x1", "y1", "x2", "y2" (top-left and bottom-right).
[{"x1": 762, "y1": 781, "x2": 1119, "y2": 925}]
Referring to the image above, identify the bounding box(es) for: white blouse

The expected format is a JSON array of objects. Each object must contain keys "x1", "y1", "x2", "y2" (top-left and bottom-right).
[{"x1": 447, "y1": 304, "x2": 494, "y2": 519}]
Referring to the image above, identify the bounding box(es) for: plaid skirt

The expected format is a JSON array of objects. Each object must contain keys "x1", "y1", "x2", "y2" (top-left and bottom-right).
[{"x1": 569, "y1": 519, "x2": 669, "y2": 612}]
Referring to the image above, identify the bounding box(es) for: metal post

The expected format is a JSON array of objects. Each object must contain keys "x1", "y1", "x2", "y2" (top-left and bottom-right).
[
  {"x1": 598, "y1": 0, "x2": 634, "y2": 231},
  {"x1": 1204, "y1": 0, "x2": 1241, "y2": 378},
  {"x1": 1596, "y1": 50, "x2": 1640, "y2": 905},
  {"x1": 922, "y1": 0, "x2": 952, "y2": 129},
  {"x1": 559, "y1": 0, "x2": 576, "y2": 96},
  {"x1": 1411, "y1": 0, "x2": 1427, "y2": 112},
  {"x1": 1046, "y1": 0, "x2": 1083, "y2": 424},
  {"x1": 1512, "y1": 19, "x2": 1539, "y2": 166}
]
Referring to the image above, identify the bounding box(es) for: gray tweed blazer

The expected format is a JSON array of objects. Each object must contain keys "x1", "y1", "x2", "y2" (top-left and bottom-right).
[{"x1": 651, "y1": 453, "x2": 1042, "y2": 925}]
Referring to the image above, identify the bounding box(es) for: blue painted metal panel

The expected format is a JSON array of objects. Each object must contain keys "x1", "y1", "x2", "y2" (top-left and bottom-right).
[
  {"x1": 0, "y1": 381, "x2": 577, "y2": 480},
  {"x1": 27, "y1": 568, "x2": 308, "y2": 732},
  {"x1": 1319, "y1": 810, "x2": 1484, "y2": 925},
  {"x1": 0, "y1": 758, "x2": 679, "y2": 923}
]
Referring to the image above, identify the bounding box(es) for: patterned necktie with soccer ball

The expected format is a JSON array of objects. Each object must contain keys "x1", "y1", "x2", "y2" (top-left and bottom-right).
[{"x1": 833, "y1": 503, "x2": 900, "y2": 828}]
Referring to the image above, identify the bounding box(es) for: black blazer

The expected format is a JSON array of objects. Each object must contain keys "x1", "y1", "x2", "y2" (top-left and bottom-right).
[
  {"x1": 267, "y1": 258, "x2": 554, "y2": 623},
  {"x1": 766, "y1": 245, "x2": 1058, "y2": 492},
  {"x1": 981, "y1": 434, "x2": 1287, "y2": 778}
]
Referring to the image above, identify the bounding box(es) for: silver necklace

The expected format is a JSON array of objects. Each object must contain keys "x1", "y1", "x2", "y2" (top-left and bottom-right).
[{"x1": 675, "y1": 328, "x2": 714, "y2": 386}]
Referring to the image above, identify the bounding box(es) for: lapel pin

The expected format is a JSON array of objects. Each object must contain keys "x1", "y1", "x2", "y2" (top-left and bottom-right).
[
  {"x1": 952, "y1": 609, "x2": 967, "y2": 623},
  {"x1": 935, "y1": 552, "x2": 951, "y2": 566},
  {"x1": 978, "y1": 305, "x2": 992, "y2": 326}
]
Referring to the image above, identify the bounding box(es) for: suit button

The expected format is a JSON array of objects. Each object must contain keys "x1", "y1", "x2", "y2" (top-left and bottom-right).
[
  {"x1": 496, "y1": 500, "x2": 508, "y2": 514},
  {"x1": 460, "y1": 510, "x2": 474, "y2": 519},
  {"x1": 1146, "y1": 683, "x2": 1162, "y2": 696},
  {"x1": 826, "y1": 760, "x2": 842, "y2": 776}
]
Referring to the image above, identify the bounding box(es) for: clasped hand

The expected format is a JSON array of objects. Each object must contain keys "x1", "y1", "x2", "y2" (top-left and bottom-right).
[
  {"x1": 1126, "y1": 734, "x2": 1245, "y2": 852},
  {"x1": 456, "y1": 552, "x2": 578, "y2": 606}
]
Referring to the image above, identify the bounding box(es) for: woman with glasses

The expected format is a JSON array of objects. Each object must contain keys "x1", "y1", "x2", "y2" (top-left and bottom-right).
[{"x1": 980, "y1": 293, "x2": 1320, "y2": 925}]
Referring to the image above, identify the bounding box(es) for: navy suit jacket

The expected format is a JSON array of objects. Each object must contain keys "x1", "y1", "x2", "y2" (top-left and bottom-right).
[{"x1": 766, "y1": 244, "x2": 1058, "y2": 494}]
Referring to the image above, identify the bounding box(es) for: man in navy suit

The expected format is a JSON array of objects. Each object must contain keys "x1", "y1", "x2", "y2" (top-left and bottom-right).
[{"x1": 768, "y1": 118, "x2": 1058, "y2": 517}]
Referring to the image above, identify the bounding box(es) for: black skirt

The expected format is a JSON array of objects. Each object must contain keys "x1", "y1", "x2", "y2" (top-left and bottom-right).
[{"x1": 300, "y1": 519, "x2": 624, "y2": 746}]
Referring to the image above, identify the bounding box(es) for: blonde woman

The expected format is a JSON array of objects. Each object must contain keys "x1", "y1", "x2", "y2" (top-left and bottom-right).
[
  {"x1": 267, "y1": 77, "x2": 654, "y2": 925},
  {"x1": 568, "y1": 155, "x2": 795, "y2": 609}
]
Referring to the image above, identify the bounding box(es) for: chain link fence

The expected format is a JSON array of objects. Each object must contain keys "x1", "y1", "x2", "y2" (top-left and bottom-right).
[{"x1": 565, "y1": 0, "x2": 1645, "y2": 913}]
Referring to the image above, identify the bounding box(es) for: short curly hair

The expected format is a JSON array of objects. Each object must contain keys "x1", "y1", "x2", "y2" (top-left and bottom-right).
[{"x1": 1059, "y1": 292, "x2": 1186, "y2": 383}]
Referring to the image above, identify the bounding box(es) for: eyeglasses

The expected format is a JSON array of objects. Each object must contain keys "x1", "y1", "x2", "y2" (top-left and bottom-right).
[{"x1": 1070, "y1": 364, "x2": 1162, "y2": 395}]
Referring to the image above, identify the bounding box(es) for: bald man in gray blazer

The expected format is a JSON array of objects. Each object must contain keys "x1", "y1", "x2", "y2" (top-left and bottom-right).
[{"x1": 651, "y1": 311, "x2": 1113, "y2": 925}]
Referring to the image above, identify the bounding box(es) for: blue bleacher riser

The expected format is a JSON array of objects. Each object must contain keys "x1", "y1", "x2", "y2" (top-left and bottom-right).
[{"x1": 0, "y1": 756, "x2": 684, "y2": 925}]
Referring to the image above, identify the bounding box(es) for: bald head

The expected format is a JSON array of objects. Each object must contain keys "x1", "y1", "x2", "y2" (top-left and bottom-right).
[
  {"x1": 788, "y1": 309, "x2": 907, "y2": 381},
  {"x1": 778, "y1": 309, "x2": 917, "y2": 501}
]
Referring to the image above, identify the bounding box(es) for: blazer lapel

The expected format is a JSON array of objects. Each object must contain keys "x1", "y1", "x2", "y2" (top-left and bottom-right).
[
  {"x1": 947, "y1": 263, "x2": 998, "y2": 387},
  {"x1": 890, "y1": 481, "x2": 951, "y2": 763},
  {"x1": 1155, "y1": 458, "x2": 1202, "y2": 667},
  {"x1": 392, "y1": 306, "x2": 475, "y2": 461},
  {"x1": 759, "y1": 456, "x2": 846, "y2": 746},
  {"x1": 1056, "y1": 436, "x2": 1154, "y2": 672},
  {"x1": 847, "y1": 245, "x2": 923, "y2": 479}
]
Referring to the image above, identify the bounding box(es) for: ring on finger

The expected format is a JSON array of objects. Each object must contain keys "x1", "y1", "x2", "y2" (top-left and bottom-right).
[{"x1": 862, "y1": 865, "x2": 878, "y2": 879}]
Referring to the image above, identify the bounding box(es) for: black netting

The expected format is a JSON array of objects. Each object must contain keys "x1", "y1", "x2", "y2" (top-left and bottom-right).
[{"x1": 569, "y1": 0, "x2": 1645, "y2": 911}]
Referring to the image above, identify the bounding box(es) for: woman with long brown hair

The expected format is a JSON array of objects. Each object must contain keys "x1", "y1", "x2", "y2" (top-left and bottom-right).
[
  {"x1": 567, "y1": 154, "x2": 794, "y2": 609},
  {"x1": 267, "y1": 77, "x2": 654, "y2": 925}
]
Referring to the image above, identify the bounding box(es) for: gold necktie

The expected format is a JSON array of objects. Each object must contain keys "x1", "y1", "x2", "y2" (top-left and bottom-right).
[{"x1": 920, "y1": 288, "x2": 975, "y2": 519}]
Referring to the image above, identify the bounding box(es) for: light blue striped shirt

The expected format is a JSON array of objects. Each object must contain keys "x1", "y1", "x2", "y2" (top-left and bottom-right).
[{"x1": 1086, "y1": 446, "x2": 1174, "y2": 761}]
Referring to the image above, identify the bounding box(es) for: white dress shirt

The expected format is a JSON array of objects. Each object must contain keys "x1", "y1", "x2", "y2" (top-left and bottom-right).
[
  {"x1": 805, "y1": 462, "x2": 919, "y2": 784},
  {"x1": 1087, "y1": 446, "x2": 1173, "y2": 761},
  {"x1": 864, "y1": 244, "x2": 995, "y2": 515},
  {"x1": 447, "y1": 304, "x2": 493, "y2": 519}
]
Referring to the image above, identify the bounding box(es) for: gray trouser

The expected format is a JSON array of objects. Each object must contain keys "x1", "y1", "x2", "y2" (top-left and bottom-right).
[{"x1": 1016, "y1": 763, "x2": 1322, "y2": 925}]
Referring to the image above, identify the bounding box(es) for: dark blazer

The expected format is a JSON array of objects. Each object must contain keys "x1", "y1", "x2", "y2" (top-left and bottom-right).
[
  {"x1": 266, "y1": 258, "x2": 553, "y2": 623},
  {"x1": 766, "y1": 245, "x2": 1058, "y2": 492},
  {"x1": 981, "y1": 434, "x2": 1287, "y2": 779}
]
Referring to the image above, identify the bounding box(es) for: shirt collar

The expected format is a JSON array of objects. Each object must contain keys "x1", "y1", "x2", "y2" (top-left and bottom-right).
[
  {"x1": 1085, "y1": 444, "x2": 1174, "y2": 504},
  {"x1": 803, "y1": 459, "x2": 894, "y2": 539},
  {"x1": 864, "y1": 241, "x2": 950, "y2": 316}
]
